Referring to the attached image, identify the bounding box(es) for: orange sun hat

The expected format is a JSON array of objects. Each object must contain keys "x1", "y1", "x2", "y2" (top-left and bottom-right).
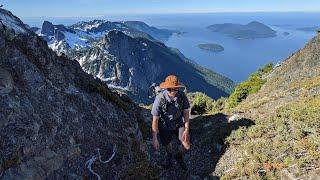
[{"x1": 159, "y1": 75, "x2": 185, "y2": 89}]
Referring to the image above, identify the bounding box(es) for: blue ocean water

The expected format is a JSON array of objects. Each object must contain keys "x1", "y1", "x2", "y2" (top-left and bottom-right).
[
  {"x1": 141, "y1": 13, "x2": 319, "y2": 83},
  {"x1": 23, "y1": 12, "x2": 319, "y2": 83}
]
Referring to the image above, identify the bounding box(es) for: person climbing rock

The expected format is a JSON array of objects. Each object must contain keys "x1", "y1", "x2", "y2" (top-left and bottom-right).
[{"x1": 151, "y1": 75, "x2": 191, "y2": 171}]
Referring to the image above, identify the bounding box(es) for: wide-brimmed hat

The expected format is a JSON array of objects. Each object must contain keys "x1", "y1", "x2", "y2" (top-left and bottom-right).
[{"x1": 159, "y1": 75, "x2": 185, "y2": 89}]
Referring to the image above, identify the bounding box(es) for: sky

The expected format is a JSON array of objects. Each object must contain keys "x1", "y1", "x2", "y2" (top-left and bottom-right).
[{"x1": 1, "y1": 0, "x2": 320, "y2": 18}]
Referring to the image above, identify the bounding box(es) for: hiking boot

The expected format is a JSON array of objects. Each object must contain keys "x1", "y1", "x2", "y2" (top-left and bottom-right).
[
  {"x1": 174, "y1": 153, "x2": 188, "y2": 171},
  {"x1": 162, "y1": 153, "x2": 173, "y2": 169}
]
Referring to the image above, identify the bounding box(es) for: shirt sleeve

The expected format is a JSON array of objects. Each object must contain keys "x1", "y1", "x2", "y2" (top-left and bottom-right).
[
  {"x1": 151, "y1": 95, "x2": 161, "y2": 116},
  {"x1": 182, "y1": 92, "x2": 190, "y2": 109}
]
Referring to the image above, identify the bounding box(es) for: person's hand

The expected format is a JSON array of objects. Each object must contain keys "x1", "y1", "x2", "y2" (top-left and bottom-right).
[
  {"x1": 181, "y1": 129, "x2": 190, "y2": 150},
  {"x1": 152, "y1": 136, "x2": 160, "y2": 150}
]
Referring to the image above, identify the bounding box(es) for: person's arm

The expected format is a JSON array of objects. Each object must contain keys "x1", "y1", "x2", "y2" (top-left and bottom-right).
[
  {"x1": 183, "y1": 109, "x2": 190, "y2": 131},
  {"x1": 182, "y1": 92, "x2": 191, "y2": 132},
  {"x1": 181, "y1": 92, "x2": 191, "y2": 149},
  {"x1": 151, "y1": 95, "x2": 161, "y2": 150},
  {"x1": 152, "y1": 116, "x2": 160, "y2": 137},
  {"x1": 151, "y1": 115, "x2": 160, "y2": 150},
  {"x1": 181, "y1": 108, "x2": 191, "y2": 150}
]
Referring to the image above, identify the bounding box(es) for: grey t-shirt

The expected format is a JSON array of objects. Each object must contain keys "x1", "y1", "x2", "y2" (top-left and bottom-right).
[{"x1": 151, "y1": 90, "x2": 190, "y2": 130}]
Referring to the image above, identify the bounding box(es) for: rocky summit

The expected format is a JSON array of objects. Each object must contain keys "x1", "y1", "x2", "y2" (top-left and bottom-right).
[{"x1": 0, "y1": 8, "x2": 157, "y2": 179}]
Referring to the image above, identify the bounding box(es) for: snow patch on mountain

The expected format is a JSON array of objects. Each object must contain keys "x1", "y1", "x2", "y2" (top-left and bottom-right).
[
  {"x1": 97, "y1": 74, "x2": 117, "y2": 82},
  {"x1": 48, "y1": 40, "x2": 65, "y2": 52},
  {"x1": 63, "y1": 31, "x2": 88, "y2": 48},
  {"x1": 107, "y1": 84, "x2": 130, "y2": 91}
]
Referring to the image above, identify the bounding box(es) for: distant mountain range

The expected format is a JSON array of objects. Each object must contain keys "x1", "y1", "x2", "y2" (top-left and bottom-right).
[
  {"x1": 207, "y1": 21, "x2": 277, "y2": 39},
  {"x1": 68, "y1": 30, "x2": 235, "y2": 102},
  {"x1": 31, "y1": 19, "x2": 235, "y2": 103},
  {"x1": 31, "y1": 20, "x2": 177, "y2": 55}
]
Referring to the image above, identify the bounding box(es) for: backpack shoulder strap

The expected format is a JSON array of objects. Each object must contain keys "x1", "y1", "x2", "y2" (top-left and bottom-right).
[
  {"x1": 158, "y1": 91, "x2": 167, "y2": 112},
  {"x1": 176, "y1": 91, "x2": 185, "y2": 111}
]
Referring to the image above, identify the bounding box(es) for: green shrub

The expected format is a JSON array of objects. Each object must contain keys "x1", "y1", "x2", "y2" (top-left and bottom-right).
[
  {"x1": 211, "y1": 97, "x2": 228, "y2": 113},
  {"x1": 259, "y1": 62, "x2": 273, "y2": 74},
  {"x1": 228, "y1": 62, "x2": 273, "y2": 108},
  {"x1": 188, "y1": 92, "x2": 215, "y2": 115}
]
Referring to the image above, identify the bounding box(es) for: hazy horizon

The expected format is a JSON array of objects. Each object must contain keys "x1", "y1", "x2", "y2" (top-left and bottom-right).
[
  {"x1": 18, "y1": 11, "x2": 320, "y2": 19},
  {"x1": 2, "y1": 0, "x2": 320, "y2": 18},
  {"x1": 22, "y1": 11, "x2": 320, "y2": 29}
]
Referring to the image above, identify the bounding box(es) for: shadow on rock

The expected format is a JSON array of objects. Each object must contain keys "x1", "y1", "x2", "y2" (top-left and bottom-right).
[{"x1": 185, "y1": 112, "x2": 255, "y2": 179}]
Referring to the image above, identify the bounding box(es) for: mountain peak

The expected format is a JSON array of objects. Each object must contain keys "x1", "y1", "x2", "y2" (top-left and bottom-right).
[
  {"x1": 101, "y1": 29, "x2": 129, "y2": 45},
  {"x1": 247, "y1": 21, "x2": 262, "y2": 25},
  {"x1": 246, "y1": 21, "x2": 270, "y2": 28},
  {"x1": 0, "y1": 8, "x2": 30, "y2": 35},
  {"x1": 70, "y1": 19, "x2": 115, "y2": 32},
  {"x1": 41, "y1": 20, "x2": 54, "y2": 35}
]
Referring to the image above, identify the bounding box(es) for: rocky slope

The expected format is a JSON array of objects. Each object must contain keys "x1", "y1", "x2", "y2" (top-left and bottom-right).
[
  {"x1": 214, "y1": 32, "x2": 320, "y2": 179},
  {"x1": 68, "y1": 30, "x2": 235, "y2": 103},
  {"x1": 0, "y1": 8, "x2": 158, "y2": 179}
]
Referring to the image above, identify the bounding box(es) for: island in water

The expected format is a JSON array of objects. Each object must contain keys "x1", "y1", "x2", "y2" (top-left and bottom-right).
[
  {"x1": 207, "y1": 21, "x2": 277, "y2": 39},
  {"x1": 296, "y1": 26, "x2": 319, "y2": 32},
  {"x1": 198, "y1": 43, "x2": 224, "y2": 52},
  {"x1": 283, "y1": 32, "x2": 290, "y2": 36}
]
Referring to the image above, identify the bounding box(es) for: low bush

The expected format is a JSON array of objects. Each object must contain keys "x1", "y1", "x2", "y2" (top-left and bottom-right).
[{"x1": 228, "y1": 62, "x2": 273, "y2": 108}]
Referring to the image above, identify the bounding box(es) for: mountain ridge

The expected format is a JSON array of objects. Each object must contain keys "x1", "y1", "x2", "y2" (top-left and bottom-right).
[
  {"x1": 31, "y1": 19, "x2": 236, "y2": 103},
  {"x1": 68, "y1": 29, "x2": 235, "y2": 103}
]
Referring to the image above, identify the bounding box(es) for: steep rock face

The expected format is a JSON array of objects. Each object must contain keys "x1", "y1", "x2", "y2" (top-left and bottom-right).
[
  {"x1": 215, "y1": 34, "x2": 320, "y2": 179},
  {"x1": 69, "y1": 30, "x2": 235, "y2": 103},
  {"x1": 0, "y1": 9, "x2": 154, "y2": 179},
  {"x1": 40, "y1": 21, "x2": 54, "y2": 37}
]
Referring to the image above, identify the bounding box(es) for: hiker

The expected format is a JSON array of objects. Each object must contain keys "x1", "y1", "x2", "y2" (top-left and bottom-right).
[{"x1": 151, "y1": 75, "x2": 191, "y2": 170}]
